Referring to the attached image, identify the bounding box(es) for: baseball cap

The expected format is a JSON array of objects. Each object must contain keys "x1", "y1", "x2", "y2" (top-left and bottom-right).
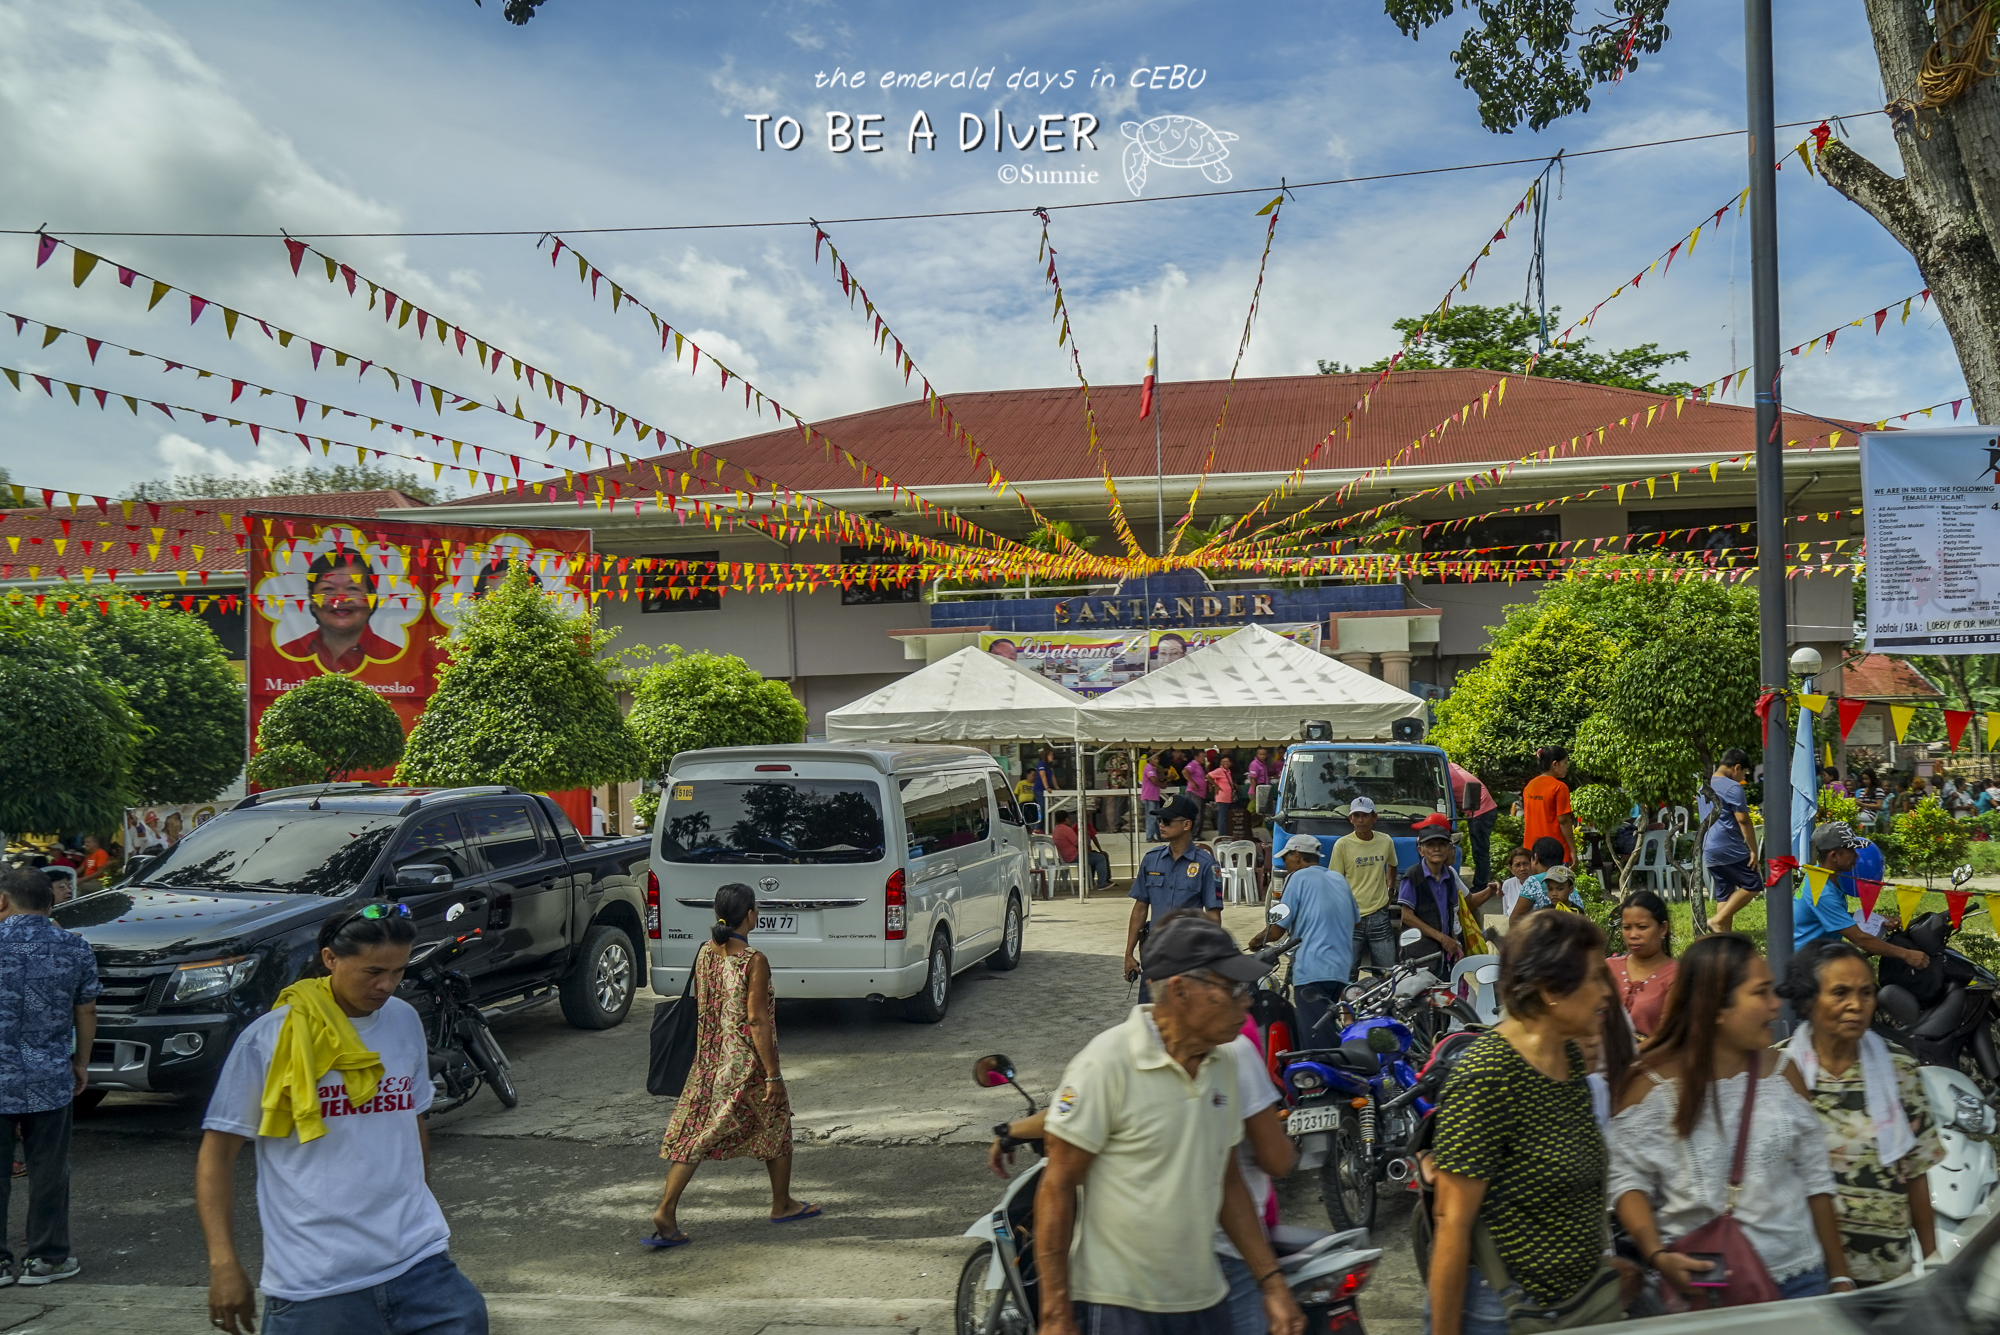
[
  {"x1": 1811, "y1": 821, "x2": 1868, "y2": 855},
  {"x1": 1542, "y1": 864, "x2": 1574, "y2": 884},
  {"x1": 1413, "y1": 813, "x2": 1454, "y2": 843},
  {"x1": 1140, "y1": 914, "x2": 1269, "y2": 983},
  {"x1": 1349, "y1": 796, "x2": 1377, "y2": 815},
  {"x1": 1159, "y1": 794, "x2": 1202, "y2": 826},
  {"x1": 1281, "y1": 833, "x2": 1322, "y2": 859}
]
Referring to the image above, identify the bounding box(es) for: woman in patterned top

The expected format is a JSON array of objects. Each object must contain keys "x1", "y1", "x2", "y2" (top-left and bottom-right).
[
  {"x1": 1778, "y1": 940, "x2": 1943, "y2": 1284},
  {"x1": 1427, "y1": 911, "x2": 1630, "y2": 1335}
]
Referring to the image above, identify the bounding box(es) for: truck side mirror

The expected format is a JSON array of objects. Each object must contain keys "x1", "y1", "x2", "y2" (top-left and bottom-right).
[
  {"x1": 1253, "y1": 784, "x2": 1274, "y2": 816},
  {"x1": 1463, "y1": 782, "x2": 1483, "y2": 812},
  {"x1": 121, "y1": 852, "x2": 159, "y2": 883},
  {"x1": 394, "y1": 862, "x2": 454, "y2": 890}
]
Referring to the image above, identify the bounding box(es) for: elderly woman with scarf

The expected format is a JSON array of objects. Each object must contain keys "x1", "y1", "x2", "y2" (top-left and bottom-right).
[{"x1": 1778, "y1": 940, "x2": 1945, "y2": 1284}]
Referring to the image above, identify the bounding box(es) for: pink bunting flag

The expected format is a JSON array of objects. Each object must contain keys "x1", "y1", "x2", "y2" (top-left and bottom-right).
[
  {"x1": 284, "y1": 238, "x2": 306, "y2": 275},
  {"x1": 188, "y1": 296, "x2": 208, "y2": 325},
  {"x1": 35, "y1": 235, "x2": 57, "y2": 268}
]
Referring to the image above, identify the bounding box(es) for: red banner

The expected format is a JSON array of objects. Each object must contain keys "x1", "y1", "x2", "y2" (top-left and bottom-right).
[{"x1": 246, "y1": 511, "x2": 592, "y2": 779}]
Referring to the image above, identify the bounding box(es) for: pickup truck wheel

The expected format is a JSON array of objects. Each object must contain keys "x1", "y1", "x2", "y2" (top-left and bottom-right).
[
  {"x1": 991, "y1": 896, "x2": 1024, "y2": 972},
  {"x1": 902, "y1": 932, "x2": 952, "y2": 1024},
  {"x1": 560, "y1": 924, "x2": 638, "y2": 1030}
]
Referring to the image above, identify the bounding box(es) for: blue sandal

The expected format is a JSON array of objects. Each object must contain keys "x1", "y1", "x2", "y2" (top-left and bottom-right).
[
  {"x1": 640, "y1": 1228, "x2": 691, "y2": 1249},
  {"x1": 771, "y1": 1202, "x2": 821, "y2": 1224}
]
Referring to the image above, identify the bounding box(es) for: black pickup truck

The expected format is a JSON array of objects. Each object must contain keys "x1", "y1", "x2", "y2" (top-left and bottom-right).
[{"x1": 57, "y1": 783, "x2": 652, "y2": 1103}]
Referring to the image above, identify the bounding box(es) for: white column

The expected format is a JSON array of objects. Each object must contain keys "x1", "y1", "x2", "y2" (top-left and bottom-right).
[
  {"x1": 1378, "y1": 651, "x2": 1413, "y2": 691},
  {"x1": 1337, "y1": 652, "x2": 1378, "y2": 678}
]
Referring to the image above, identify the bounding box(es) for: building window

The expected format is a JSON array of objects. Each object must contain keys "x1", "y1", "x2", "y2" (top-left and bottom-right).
[
  {"x1": 1420, "y1": 514, "x2": 1562, "y2": 555},
  {"x1": 641, "y1": 551, "x2": 722, "y2": 613},
  {"x1": 1627, "y1": 508, "x2": 1757, "y2": 561},
  {"x1": 841, "y1": 545, "x2": 923, "y2": 606}
]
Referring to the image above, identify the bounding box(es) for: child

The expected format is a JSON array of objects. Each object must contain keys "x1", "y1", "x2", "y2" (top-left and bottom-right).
[{"x1": 1509, "y1": 836, "x2": 1578, "y2": 923}]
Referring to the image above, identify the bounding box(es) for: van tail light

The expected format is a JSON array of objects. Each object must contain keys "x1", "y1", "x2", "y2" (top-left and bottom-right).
[
  {"x1": 885, "y1": 869, "x2": 906, "y2": 940},
  {"x1": 645, "y1": 870, "x2": 661, "y2": 940}
]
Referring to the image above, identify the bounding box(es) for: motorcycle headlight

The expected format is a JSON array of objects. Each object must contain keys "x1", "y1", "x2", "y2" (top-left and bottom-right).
[
  {"x1": 1290, "y1": 1070, "x2": 1325, "y2": 1091},
  {"x1": 167, "y1": 956, "x2": 258, "y2": 1005},
  {"x1": 1954, "y1": 1092, "x2": 1998, "y2": 1136}
]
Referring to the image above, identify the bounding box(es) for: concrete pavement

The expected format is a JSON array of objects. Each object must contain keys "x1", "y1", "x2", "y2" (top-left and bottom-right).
[{"x1": 5, "y1": 896, "x2": 1424, "y2": 1332}]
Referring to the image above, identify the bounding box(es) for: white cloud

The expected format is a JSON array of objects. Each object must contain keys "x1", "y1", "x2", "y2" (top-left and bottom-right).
[{"x1": 155, "y1": 431, "x2": 278, "y2": 482}]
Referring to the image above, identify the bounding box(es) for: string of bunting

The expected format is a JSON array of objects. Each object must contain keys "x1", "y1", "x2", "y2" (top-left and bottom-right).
[{"x1": 1793, "y1": 861, "x2": 1996, "y2": 932}]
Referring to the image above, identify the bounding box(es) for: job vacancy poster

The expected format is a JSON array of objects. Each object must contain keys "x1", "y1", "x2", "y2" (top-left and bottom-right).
[
  {"x1": 1863, "y1": 426, "x2": 2000, "y2": 653},
  {"x1": 245, "y1": 511, "x2": 593, "y2": 773}
]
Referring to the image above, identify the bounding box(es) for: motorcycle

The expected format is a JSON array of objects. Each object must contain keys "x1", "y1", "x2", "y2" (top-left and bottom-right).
[
  {"x1": 1280, "y1": 929, "x2": 1478, "y2": 1230},
  {"x1": 954, "y1": 1052, "x2": 1387, "y2": 1335},
  {"x1": 1875, "y1": 863, "x2": 2000, "y2": 1087},
  {"x1": 405, "y1": 928, "x2": 518, "y2": 1114},
  {"x1": 1916, "y1": 1060, "x2": 1999, "y2": 1260}
]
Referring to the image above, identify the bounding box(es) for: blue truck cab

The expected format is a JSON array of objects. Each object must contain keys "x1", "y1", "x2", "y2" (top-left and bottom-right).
[{"x1": 1257, "y1": 742, "x2": 1458, "y2": 893}]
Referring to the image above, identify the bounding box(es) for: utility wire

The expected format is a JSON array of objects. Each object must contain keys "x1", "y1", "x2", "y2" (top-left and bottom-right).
[{"x1": 4, "y1": 112, "x2": 1883, "y2": 241}]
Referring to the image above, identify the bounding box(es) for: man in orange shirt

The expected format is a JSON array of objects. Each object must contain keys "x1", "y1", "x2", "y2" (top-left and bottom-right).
[{"x1": 1520, "y1": 746, "x2": 1576, "y2": 864}]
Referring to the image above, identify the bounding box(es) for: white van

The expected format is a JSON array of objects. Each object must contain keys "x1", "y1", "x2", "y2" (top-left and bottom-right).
[{"x1": 645, "y1": 744, "x2": 1033, "y2": 1022}]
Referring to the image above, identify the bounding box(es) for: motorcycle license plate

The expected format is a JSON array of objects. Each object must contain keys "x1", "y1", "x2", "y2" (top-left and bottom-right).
[
  {"x1": 1288, "y1": 1104, "x2": 1340, "y2": 1135},
  {"x1": 757, "y1": 913, "x2": 798, "y2": 934},
  {"x1": 1324, "y1": 1302, "x2": 1361, "y2": 1331}
]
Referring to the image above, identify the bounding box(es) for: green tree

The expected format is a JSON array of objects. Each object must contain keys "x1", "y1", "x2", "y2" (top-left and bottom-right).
[
  {"x1": 398, "y1": 564, "x2": 645, "y2": 791},
  {"x1": 626, "y1": 651, "x2": 807, "y2": 825},
  {"x1": 126, "y1": 462, "x2": 453, "y2": 505},
  {"x1": 1893, "y1": 795, "x2": 1970, "y2": 886},
  {"x1": 473, "y1": 0, "x2": 551, "y2": 21},
  {"x1": 1318, "y1": 302, "x2": 1695, "y2": 393},
  {"x1": 1571, "y1": 781, "x2": 1643, "y2": 890},
  {"x1": 247, "y1": 673, "x2": 406, "y2": 788},
  {"x1": 1430, "y1": 602, "x2": 1624, "y2": 790},
  {"x1": 1379, "y1": 0, "x2": 2000, "y2": 421},
  {"x1": 52, "y1": 589, "x2": 244, "y2": 802},
  {"x1": 0, "y1": 604, "x2": 139, "y2": 833}
]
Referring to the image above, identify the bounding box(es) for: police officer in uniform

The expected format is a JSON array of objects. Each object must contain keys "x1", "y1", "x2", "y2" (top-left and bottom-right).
[{"x1": 1123, "y1": 795, "x2": 1224, "y2": 998}]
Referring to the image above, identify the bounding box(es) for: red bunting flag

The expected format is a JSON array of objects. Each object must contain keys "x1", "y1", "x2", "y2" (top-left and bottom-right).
[
  {"x1": 1947, "y1": 890, "x2": 1971, "y2": 929},
  {"x1": 1855, "y1": 879, "x2": 1883, "y2": 918},
  {"x1": 1837, "y1": 697, "x2": 1867, "y2": 740},
  {"x1": 1945, "y1": 708, "x2": 1974, "y2": 751}
]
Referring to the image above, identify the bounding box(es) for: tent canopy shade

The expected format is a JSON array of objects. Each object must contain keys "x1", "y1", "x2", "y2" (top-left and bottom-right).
[
  {"x1": 823, "y1": 645, "x2": 1085, "y2": 744},
  {"x1": 1078, "y1": 623, "x2": 1425, "y2": 746}
]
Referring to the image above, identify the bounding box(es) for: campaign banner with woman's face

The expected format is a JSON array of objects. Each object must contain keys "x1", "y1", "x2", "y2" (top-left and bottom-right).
[
  {"x1": 980, "y1": 623, "x2": 1321, "y2": 696},
  {"x1": 246, "y1": 511, "x2": 592, "y2": 763}
]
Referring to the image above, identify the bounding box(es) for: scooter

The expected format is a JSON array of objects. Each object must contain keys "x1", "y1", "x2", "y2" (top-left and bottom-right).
[
  {"x1": 1917, "y1": 1060, "x2": 2000, "y2": 1260},
  {"x1": 955, "y1": 1052, "x2": 1386, "y2": 1335},
  {"x1": 1875, "y1": 863, "x2": 2000, "y2": 1085}
]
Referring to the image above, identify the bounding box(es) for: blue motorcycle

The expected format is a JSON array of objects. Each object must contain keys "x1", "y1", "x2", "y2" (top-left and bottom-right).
[{"x1": 1280, "y1": 933, "x2": 1467, "y2": 1230}]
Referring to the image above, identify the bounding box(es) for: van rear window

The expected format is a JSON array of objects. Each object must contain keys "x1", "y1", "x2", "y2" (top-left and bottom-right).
[{"x1": 659, "y1": 780, "x2": 886, "y2": 864}]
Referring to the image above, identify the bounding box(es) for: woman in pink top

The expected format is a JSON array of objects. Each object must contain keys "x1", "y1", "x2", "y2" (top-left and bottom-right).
[
  {"x1": 1608, "y1": 889, "x2": 1678, "y2": 1037},
  {"x1": 1212, "y1": 756, "x2": 1236, "y2": 838},
  {"x1": 1141, "y1": 749, "x2": 1163, "y2": 841}
]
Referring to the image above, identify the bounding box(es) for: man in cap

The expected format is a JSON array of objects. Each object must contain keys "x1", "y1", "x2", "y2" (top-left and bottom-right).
[
  {"x1": 1397, "y1": 814, "x2": 1498, "y2": 964},
  {"x1": 1124, "y1": 794, "x2": 1223, "y2": 989},
  {"x1": 1792, "y1": 821, "x2": 1929, "y2": 968},
  {"x1": 1038, "y1": 915, "x2": 1304, "y2": 1335},
  {"x1": 1252, "y1": 834, "x2": 1358, "y2": 1043},
  {"x1": 1330, "y1": 796, "x2": 1398, "y2": 973}
]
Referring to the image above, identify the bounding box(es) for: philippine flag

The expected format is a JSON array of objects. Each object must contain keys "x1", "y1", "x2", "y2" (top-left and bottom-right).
[{"x1": 1139, "y1": 351, "x2": 1156, "y2": 419}]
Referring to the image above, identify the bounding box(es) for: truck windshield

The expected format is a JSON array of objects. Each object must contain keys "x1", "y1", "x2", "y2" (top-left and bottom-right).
[
  {"x1": 139, "y1": 809, "x2": 403, "y2": 896},
  {"x1": 1279, "y1": 751, "x2": 1449, "y2": 837},
  {"x1": 659, "y1": 780, "x2": 886, "y2": 864}
]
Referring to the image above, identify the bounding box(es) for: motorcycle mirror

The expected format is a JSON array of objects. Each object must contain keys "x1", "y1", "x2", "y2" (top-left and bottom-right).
[
  {"x1": 1398, "y1": 927, "x2": 1423, "y2": 947},
  {"x1": 1953, "y1": 863, "x2": 1976, "y2": 888},
  {"x1": 1475, "y1": 963, "x2": 1500, "y2": 985},
  {"x1": 973, "y1": 1054, "x2": 1016, "y2": 1088},
  {"x1": 1266, "y1": 899, "x2": 1292, "y2": 929}
]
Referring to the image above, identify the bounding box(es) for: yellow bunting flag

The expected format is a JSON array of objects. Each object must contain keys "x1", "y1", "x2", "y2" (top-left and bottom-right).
[
  {"x1": 1804, "y1": 865, "x2": 1831, "y2": 904},
  {"x1": 1890, "y1": 705, "x2": 1916, "y2": 742},
  {"x1": 1988, "y1": 713, "x2": 2000, "y2": 751},
  {"x1": 1798, "y1": 693, "x2": 1828, "y2": 713},
  {"x1": 1896, "y1": 886, "x2": 1925, "y2": 926},
  {"x1": 1989, "y1": 896, "x2": 2000, "y2": 927}
]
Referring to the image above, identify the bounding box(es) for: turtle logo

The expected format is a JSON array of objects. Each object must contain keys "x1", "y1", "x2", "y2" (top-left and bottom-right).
[{"x1": 1120, "y1": 116, "x2": 1238, "y2": 197}]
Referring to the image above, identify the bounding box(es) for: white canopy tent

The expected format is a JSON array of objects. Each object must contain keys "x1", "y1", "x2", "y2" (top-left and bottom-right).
[
  {"x1": 1079, "y1": 623, "x2": 1426, "y2": 744},
  {"x1": 823, "y1": 645, "x2": 1085, "y2": 743}
]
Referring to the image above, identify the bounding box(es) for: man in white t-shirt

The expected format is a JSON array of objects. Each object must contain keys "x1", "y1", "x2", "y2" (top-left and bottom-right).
[{"x1": 196, "y1": 908, "x2": 486, "y2": 1335}]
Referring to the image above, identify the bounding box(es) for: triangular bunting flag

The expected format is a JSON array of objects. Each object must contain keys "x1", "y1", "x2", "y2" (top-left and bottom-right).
[
  {"x1": 1946, "y1": 709, "x2": 1975, "y2": 751},
  {"x1": 1896, "y1": 886, "x2": 1925, "y2": 926},
  {"x1": 1946, "y1": 890, "x2": 1971, "y2": 929},
  {"x1": 1856, "y1": 879, "x2": 1883, "y2": 918},
  {"x1": 1804, "y1": 865, "x2": 1831, "y2": 904},
  {"x1": 1890, "y1": 705, "x2": 1916, "y2": 742},
  {"x1": 1798, "y1": 693, "x2": 1828, "y2": 714},
  {"x1": 1838, "y1": 698, "x2": 1867, "y2": 741}
]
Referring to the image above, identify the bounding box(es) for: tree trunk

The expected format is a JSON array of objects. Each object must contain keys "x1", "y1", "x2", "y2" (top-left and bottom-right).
[{"x1": 1815, "y1": 0, "x2": 2000, "y2": 421}]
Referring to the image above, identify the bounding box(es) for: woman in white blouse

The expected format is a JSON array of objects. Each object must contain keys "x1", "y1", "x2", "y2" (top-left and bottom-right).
[{"x1": 1608, "y1": 934, "x2": 1854, "y2": 1307}]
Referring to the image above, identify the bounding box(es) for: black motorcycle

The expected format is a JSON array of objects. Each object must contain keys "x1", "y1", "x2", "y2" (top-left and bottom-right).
[
  {"x1": 1876, "y1": 885, "x2": 2000, "y2": 1089},
  {"x1": 405, "y1": 929, "x2": 519, "y2": 1114}
]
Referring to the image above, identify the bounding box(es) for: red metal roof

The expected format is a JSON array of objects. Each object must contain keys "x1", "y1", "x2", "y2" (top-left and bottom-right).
[
  {"x1": 0, "y1": 490, "x2": 426, "y2": 578},
  {"x1": 1839, "y1": 653, "x2": 1945, "y2": 702},
  {"x1": 531, "y1": 369, "x2": 1868, "y2": 500}
]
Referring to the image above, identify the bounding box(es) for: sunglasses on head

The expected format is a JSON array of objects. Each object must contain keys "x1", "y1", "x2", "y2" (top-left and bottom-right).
[{"x1": 341, "y1": 901, "x2": 414, "y2": 928}]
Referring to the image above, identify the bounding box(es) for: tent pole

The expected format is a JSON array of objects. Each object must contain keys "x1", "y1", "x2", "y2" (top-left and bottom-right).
[{"x1": 1075, "y1": 733, "x2": 1087, "y2": 901}]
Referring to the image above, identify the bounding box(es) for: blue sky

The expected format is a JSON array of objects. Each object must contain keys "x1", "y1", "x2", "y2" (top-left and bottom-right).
[{"x1": 0, "y1": 0, "x2": 1960, "y2": 500}]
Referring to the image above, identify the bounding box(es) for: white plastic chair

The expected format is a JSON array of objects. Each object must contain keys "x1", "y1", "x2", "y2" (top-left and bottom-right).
[
  {"x1": 1215, "y1": 840, "x2": 1262, "y2": 905},
  {"x1": 1028, "y1": 837, "x2": 1071, "y2": 900}
]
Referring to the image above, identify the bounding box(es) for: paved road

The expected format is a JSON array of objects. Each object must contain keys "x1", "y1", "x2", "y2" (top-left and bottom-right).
[{"x1": 4, "y1": 897, "x2": 1423, "y2": 1333}]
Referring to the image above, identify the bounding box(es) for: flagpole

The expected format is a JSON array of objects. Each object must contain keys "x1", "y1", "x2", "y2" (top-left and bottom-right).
[{"x1": 1154, "y1": 325, "x2": 1164, "y2": 556}]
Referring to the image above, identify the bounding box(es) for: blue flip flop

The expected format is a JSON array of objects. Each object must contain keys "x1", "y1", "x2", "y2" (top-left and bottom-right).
[
  {"x1": 770, "y1": 1202, "x2": 822, "y2": 1224},
  {"x1": 640, "y1": 1229, "x2": 691, "y2": 1249}
]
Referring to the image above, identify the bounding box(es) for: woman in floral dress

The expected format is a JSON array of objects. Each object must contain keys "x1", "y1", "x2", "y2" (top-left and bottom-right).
[{"x1": 645, "y1": 882, "x2": 817, "y2": 1247}]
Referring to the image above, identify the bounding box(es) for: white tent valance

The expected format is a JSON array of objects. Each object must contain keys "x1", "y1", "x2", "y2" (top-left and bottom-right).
[
  {"x1": 823, "y1": 646, "x2": 1085, "y2": 744},
  {"x1": 1079, "y1": 623, "x2": 1424, "y2": 744}
]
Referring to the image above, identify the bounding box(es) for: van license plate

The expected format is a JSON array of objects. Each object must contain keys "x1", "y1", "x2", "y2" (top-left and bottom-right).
[
  {"x1": 757, "y1": 914, "x2": 798, "y2": 934},
  {"x1": 1287, "y1": 1105, "x2": 1340, "y2": 1135}
]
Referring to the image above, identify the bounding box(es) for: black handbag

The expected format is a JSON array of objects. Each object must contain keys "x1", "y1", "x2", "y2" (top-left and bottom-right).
[{"x1": 646, "y1": 954, "x2": 700, "y2": 1097}]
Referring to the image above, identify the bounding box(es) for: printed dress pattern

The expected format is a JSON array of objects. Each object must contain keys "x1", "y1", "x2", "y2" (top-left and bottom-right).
[
  {"x1": 659, "y1": 942, "x2": 792, "y2": 1163},
  {"x1": 1807, "y1": 1051, "x2": 1945, "y2": 1283}
]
